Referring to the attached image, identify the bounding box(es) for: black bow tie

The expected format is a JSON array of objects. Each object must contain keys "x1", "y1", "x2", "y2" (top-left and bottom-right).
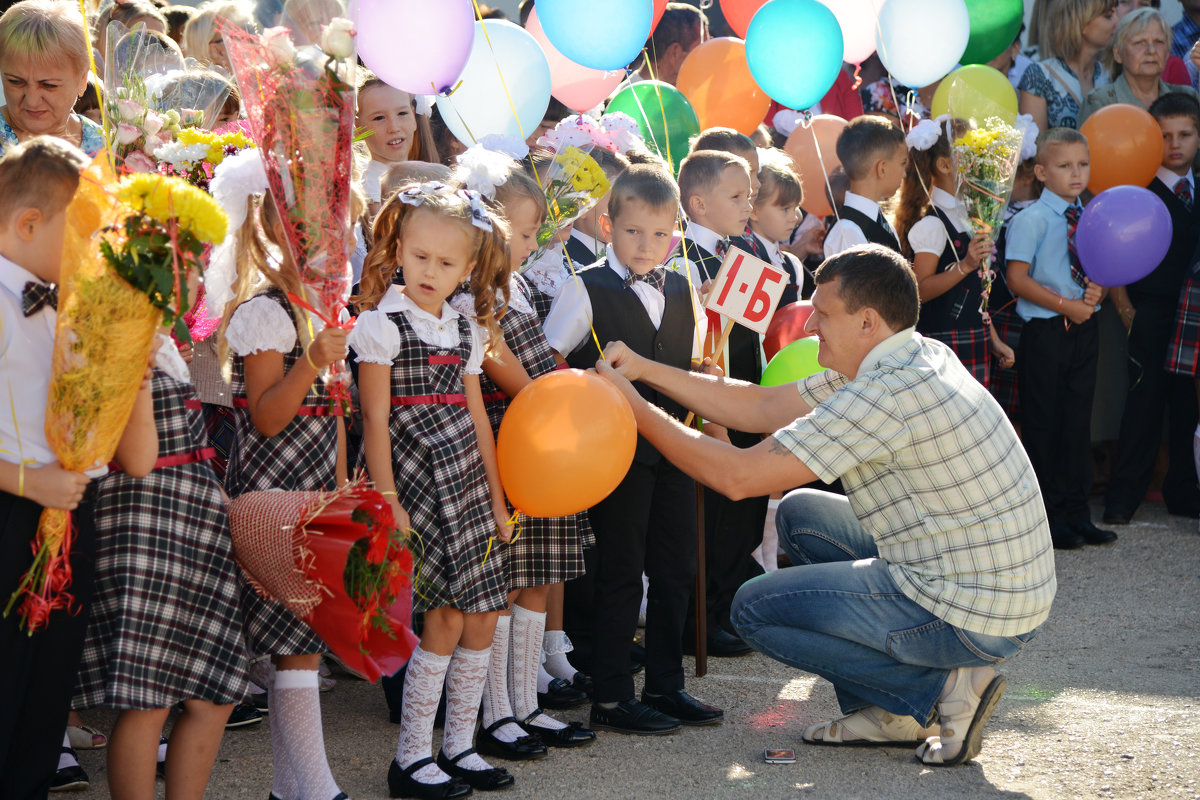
[
  {"x1": 22, "y1": 281, "x2": 58, "y2": 317},
  {"x1": 624, "y1": 268, "x2": 666, "y2": 293}
]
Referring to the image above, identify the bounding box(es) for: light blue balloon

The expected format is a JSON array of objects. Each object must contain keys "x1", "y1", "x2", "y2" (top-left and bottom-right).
[
  {"x1": 745, "y1": 0, "x2": 844, "y2": 112},
  {"x1": 537, "y1": 0, "x2": 654, "y2": 71},
  {"x1": 437, "y1": 20, "x2": 552, "y2": 147},
  {"x1": 876, "y1": 0, "x2": 970, "y2": 88}
]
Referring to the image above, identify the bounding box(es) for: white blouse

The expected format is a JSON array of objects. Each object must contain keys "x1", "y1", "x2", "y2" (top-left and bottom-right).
[
  {"x1": 224, "y1": 294, "x2": 328, "y2": 357},
  {"x1": 153, "y1": 333, "x2": 193, "y2": 384},
  {"x1": 350, "y1": 285, "x2": 486, "y2": 374},
  {"x1": 907, "y1": 187, "x2": 973, "y2": 257},
  {"x1": 522, "y1": 242, "x2": 569, "y2": 299}
]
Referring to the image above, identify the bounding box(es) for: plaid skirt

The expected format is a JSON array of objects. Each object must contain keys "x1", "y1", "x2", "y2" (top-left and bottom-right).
[
  {"x1": 989, "y1": 306, "x2": 1022, "y2": 420},
  {"x1": 1166, "y1": 269, "x2": 1200, "y2": 376},
  {"x1": 75, "y1": 370, "x2": 248, "y2": 710},
  {"x1": 387, "y1": 312, "x2": 508, "y2": 614},
  {"x1": 926, "y1": 324, "x2": 991, "y2": 388}
]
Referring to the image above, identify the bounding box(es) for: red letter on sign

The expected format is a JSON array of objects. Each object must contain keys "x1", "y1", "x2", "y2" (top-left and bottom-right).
[{"x1": 744, "y1": 269, "x2": 785, "y2": 323}]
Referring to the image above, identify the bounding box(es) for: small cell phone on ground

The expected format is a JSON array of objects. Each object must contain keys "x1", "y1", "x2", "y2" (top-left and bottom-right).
[{"x1": 763, "y1": 748, "x2": 797, "y2": 764}]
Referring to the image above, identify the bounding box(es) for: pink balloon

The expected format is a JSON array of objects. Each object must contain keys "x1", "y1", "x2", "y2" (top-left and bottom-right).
[
  {"x1": 816, "y1": 0, "x2": 879, "y2": 65},
  {"x1": 527, "y1": 8, "x2": 623, "y2": 112},
  {"x1": 357, "y1": 0, "x2": 475, "y2": 95}
]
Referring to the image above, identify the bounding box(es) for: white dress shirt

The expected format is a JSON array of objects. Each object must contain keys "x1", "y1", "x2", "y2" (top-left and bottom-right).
[
  {"x1": 907, "y1": 187, "x2": 972, "y2": 256},
  {"x1": 823, "y1": 191, "x2": 890, "y2": 258},
  {"x1": 1157, "y1": 165, "x2": 1195, "y2": 199}
]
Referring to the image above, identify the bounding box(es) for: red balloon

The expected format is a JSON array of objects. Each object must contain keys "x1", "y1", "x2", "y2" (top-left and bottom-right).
[
  {"x1": 764, "y1": 301, "x2": 814, "y2": 361},
  {"x1": 651, "y1": 0, "x2": 668, "y2": 31},
  {"x1": 722, "y1": 0, "x2": 770, "y2": 38}
]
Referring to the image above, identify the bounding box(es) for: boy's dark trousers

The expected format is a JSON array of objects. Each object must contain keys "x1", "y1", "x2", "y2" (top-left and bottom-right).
[
  {"x1": 1018, "y1": 315, "x2": 1099, "y2": 526},
  {"x1": 0, "y1": 489, "x2": 97, "y2": 800},
  {"x1": 1105, "y1": 298, "x2": 1200, "y2": 518},
  {"x1": 587, "y1": 458, "x2": 697, "y2": 704}
]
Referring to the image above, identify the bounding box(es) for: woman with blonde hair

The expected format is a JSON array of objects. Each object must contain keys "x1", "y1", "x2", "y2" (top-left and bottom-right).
[
  {"x1": 181, "y1": 0, "x2": 257, "y2": 73},
  {"x1": 1019, "y1": 0, "x2": 1119, "y2": 130}
]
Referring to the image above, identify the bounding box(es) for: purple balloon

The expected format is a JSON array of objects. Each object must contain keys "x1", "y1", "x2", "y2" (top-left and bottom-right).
[
  {"x1": 356, "y1": 0, "x2": 475, "y2": 95},
  {"x1": 1076, "y1": 185, "x2": 1172, "y2": 287}
]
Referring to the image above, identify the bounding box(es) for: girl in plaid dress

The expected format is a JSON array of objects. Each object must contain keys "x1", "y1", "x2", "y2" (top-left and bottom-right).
[
  {"x1": 451, "y1": 162, "x2": 596, "y2": 753},
  {"x1": 896, "y1": 118, "x2": 1016, "y2": 388},
  {"x1": 352, "y1": 182, "x2": 519, "y2": 797},
  {"x1": 75, "y1": 333, "x2": 247, "y2": 796},
  {"x1": 217, "y1": 184, "x2": 351, "y2": 800}
]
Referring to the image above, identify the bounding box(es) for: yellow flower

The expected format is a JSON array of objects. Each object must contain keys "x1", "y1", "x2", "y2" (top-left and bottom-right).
[
  {"x1": 115, "y1": 173, "x2": 229, "y2": 244},
  {"x1": 175, "y1": 127, "x2": 256, "y2": 166}
]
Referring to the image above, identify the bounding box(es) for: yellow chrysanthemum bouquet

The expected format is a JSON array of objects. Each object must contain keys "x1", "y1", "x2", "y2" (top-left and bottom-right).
[
  {"x1": 4, "y1": 163, "x2": 228, "y2": 632},
  {"x1": 535, "y1": 145, "x2": 610, "y2": 251}
]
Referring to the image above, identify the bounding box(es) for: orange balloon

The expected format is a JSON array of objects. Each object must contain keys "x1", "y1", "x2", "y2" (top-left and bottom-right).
[
  {"x1": 722, "y1": 0, "x2": 770, "y2": 38},
  {"x1": 1079, "y1": 103, "x2": 1163, "y2": 195},
  {"x1": 676, "y1": 37, "x2": 771, "y2": 136},
  {"x1": 497, "y1": 369, "x2": 636, "y2": 518},
  {"x1": 783, "y1": 114, "x2": 847, "y2": 218}
]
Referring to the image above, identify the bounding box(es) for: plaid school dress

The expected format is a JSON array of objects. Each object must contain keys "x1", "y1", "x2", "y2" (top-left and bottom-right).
[
  {"x1": 376, "y1": 310, "x2": 508, "y2": 614},
  {"x1": 916, "y1": 208, "x2": 991, "y2": 387},
  {"x1": 1167, "y1": 262, "x2": 1200, "y2": 376},
  {"x1": 75, "y1": 359, "x2": 248, "y2": 710},
  {"x1": 225, "y1": 289, "x2": 336, "y2": 655},
  {"x1": 472, "y1": 275, "x2": 591, "y2": 590}
]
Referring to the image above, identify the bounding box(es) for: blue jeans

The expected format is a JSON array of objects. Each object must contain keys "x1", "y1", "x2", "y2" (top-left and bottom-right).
[{"x1": 731, "y1": 489, "x2": 1037, "y2": 725}]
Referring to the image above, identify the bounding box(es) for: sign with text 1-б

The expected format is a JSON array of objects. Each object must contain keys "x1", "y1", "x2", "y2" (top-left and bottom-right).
[{"x1": 704, "y1": 247, "x2": 788, "y2": 335}]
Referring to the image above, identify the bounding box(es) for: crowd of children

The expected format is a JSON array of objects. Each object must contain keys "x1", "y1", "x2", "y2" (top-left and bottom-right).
[{"x1": 7, "y1": 0, "x2": 1200, "y2": 798}]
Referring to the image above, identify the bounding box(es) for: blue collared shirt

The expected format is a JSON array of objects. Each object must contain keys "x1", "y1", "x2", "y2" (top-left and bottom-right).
[{"x1": 1005, "y1": 191, "x2": 1092, "y2": 321}]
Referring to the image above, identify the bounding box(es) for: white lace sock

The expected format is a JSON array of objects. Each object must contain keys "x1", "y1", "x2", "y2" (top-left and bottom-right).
[
  {"x1": 396, "y1": 646, "x2": 453, "y2": 784},
  {"x1": 537, "y1": 662, "x2": 556, "y2": 694},
  {"x1": 511, "y1": 605, "x2": 566, "y2": 732},
  {"x1": 58, "y1": 732, "x2": 78, "y2": 770},
  {"x1": 442, "y1": 645, "x2": 496, "y2": 772},
  {"x1": 479, "y1": 616, "x2": 524, "y2": 744},
  {"x1": 273, "y1": 669, "x2": 341, "y2": 800},
  {"x1": 267, "y1": 665, "x2": 298, "y2": 800},
  {"x1": 542, "y1": 629, "x2": 577, "y2": 682}
]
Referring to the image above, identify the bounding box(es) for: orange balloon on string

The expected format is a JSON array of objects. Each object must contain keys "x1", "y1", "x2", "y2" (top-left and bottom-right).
[
  {"x1": 722, "y1": 0, "x2": 770, "y2": 38},
  {"x1": 676, "y1": 37, "x2": 771, "y2": 135},
  {"x1": 1079, "y1": 103, "x2": 1163, "y2": 195},
  {"x1": 497, "y1": 369, "x2": 637, "y2": 518},
  {"x1": 783, "y1": 114, "x2": 847, "y2": 218}
]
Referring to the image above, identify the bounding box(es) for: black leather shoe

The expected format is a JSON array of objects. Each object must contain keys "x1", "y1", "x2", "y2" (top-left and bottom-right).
[
  {"x1": 589, "y1": 699, "x2": 681, "y2": 735},
  {"x1": 537, "y1": 678, "x2": 589, "y2": 710},
  {"x1": 707, "y1": 628, "x2": 753, "y2": 657},
  {"x1": 475, "y1": 717, "x2": 548, "y2": 761},
  {"x1": 1050, "y1": 524, "x2": 1085, "y2": 549},
  {"x1": 50, "y1": 749, "x2": 88, "y2": 792},
  {"x1": 518, "y1": 709, "x2": 596, "y2": 747},
  {"x1": 641, "y1": 689, "x2": 724, "y2": 725},
  {"x1": 1101, "y1": 509, "x2": 1131, "y2": 525},
  {"x1": 225, "y1": 701, "x2": 263, "y2": 729},
  {"x1": 1072, "y1": 520, "x2": 1117, "y2": 545},
  {"x1": 387, "y1": 758, "x2": 472, "y2": 799},
  {"x1": 436, "y1": 749, "x2": 514, "y2": 791}
]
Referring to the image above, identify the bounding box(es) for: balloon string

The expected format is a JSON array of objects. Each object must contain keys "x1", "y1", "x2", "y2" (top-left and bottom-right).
[
  {"x1": 851, "y1": 62, "x2": 862, "y2": 91},
  {"x1": 640, "y1": 47, "x2": 675, "y2": 171},
  {"x1": 804, "y1": 112, "x2": 842, "y2": 229},
  {"x1": 78, "y1": 0, "x2": 115, "y2": 172},
  {"x1": 470, "y1": 0, "x2": 528, "y2": 141},
  {"x1": 560, "y1": 243, "x2": 608, "y2": 363}
]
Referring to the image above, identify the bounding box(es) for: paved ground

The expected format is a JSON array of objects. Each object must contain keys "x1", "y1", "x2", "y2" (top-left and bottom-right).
[{"x1": 70, "y1": 500, "x2": 1200, "y2": 800}]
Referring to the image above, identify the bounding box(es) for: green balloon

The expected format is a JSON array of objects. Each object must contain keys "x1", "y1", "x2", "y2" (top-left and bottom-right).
[
  {"x1": 761, "y1": 336, "x2": 825, "y2": 387},
  {"x1": 961, "y1": 0, "x2": 1024, "y2": 66},
  {"x1": 605, "y1": 80, "x2": 700, "y2": 176}
]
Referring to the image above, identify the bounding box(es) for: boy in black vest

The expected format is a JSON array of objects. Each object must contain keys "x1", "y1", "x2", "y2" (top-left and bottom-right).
[
  {"x1": 823, "y1": 115, "x2": 908, "y2": 257},
  {"x1": 544, "y1": 164, "x2": 721, "y2": 734},
  {"x1": 1105, "y1": 92, "x2": 1200, "y2": 524},
  {"x1": 670, "y1": 149, "x2": 765, "y2": 657},
  {"x1": 688, "y1": 127, "x2": 773, "y2": 263}
]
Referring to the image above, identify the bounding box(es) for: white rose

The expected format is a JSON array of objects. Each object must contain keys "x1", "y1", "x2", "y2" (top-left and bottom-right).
[
  {"x1": 116, "y1": 122, "x2": 142, "y2": 146},
  {"x1": 320, "y1": 17, "x2": 356, "y2": 60},
  {"x1": 263, "y1": 26, "x2": 296, "y2": 66}
]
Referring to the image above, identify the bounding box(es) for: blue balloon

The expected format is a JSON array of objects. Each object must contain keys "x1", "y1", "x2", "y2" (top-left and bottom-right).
[
  {"x1": 537, "y1": 0, "x2": 654, "y2": 71},
  {"x1": 745, "y1": 0, "x2": 844, "y2": 111}
]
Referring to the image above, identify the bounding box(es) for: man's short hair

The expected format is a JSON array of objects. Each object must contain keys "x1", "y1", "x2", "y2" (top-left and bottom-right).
[
  {"x1": 836, "y1": 116, "x2": 905, "y2": 181},
  {"x1": 677, "y1": 149, "x2": 749, "y2": 206},
  {"x1": 1149, "y1": 91, "x2": 1200, "y2": 130},
  {"x1": 814, "y1": 244, "x2": 919, "y2": 331},
  {"x1": 690, "y1": 127, "x2": 755, "y2": 157},
  {"x1": 1035, "y1": 127, "x2": 1088, "y2": 164},
  {"x1": 0, "y1": 136, "x2": 88, "y2": 225},
  {"x1": 645, "y1": 2, "x2": 703, "y2": 65},
  {"x1": 606, "y1": 163, "x2": 680, "y2": 222}
]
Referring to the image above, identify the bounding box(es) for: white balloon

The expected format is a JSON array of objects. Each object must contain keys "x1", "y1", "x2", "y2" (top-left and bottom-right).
[
  {"x1": 436, "y1": 20, "x2": 552, "y2": 147},
  {"x1": 816, "y1": 0, "x2": 878, "y2": 65},
  {"x1": 875, "y1": 0, "x2": 969, "y2": 89}
]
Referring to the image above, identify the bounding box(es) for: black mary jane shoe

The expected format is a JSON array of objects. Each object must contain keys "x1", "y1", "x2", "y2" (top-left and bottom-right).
[
  {"x1": 387, "y1": 758, "x2": 473, "y2": 800},
  {"x1": 436, "y1": 749, "x2": 515, "y2": 791},
  {"x1": 536, "y1": 677, "x2": 589, "y2": 709},
  {"x1": 475, "y1": 717, "x2": 548, "y2": 760},
  {"x1": 518, "y1": 709, "x2": 596, "y2": 748}
]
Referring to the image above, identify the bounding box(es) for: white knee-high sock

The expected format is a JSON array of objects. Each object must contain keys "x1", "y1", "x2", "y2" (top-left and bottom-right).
[
  {"x1": 273, "y1": 669, "x2": 340, "y2": 800},
  {"x1": 442, "y1": 645, "x2": 495, "y2": 771},
  {"x1": 542, "y1": 629, "x2": 577, "y2": 682},
  {"x1": 479, "y1": 616, "x2": 525, "y2": 743},
  {"x1": 510, "y1": 605, "x2": 565, "y2": 731},
  {"x1": 267, "y1": 665, "x2": 298, "y2": 800},
  {"x1": 396, "y1": 645, "x2": 453, "y2": 784}
]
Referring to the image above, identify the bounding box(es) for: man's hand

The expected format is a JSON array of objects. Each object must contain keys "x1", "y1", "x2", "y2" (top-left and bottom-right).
[
  {"x1": 601, "y1": 341, "x2": 648, "y2": 383},
  {"x1": 595, "y1": 358, "x2": 645, "y2": 410}
]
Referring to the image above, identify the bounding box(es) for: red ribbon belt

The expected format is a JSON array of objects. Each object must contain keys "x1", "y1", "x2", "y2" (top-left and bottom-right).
[
  {"x1": 231, "y1": 398, "x2": 345, "y2": 416},
  {"x1": 429, "y1": 355, "x2": 461, "y2": 365},
  {"x1": 109, "y1": 447, "x2": 216, "y2": 473},
  {"x1": 391, "y1": 394, "x2": 467, "y2": 407},
  {"x1": 185, "y1": 398, "x2": 202, "y2": 410}
]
